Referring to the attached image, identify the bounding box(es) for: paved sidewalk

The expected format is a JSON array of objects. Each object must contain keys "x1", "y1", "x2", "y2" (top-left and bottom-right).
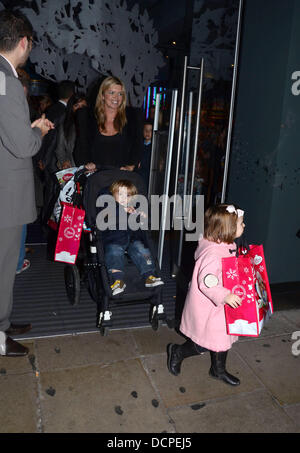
[{"x1": 0, "y1": 309, "x2": 300, "y2": 433}]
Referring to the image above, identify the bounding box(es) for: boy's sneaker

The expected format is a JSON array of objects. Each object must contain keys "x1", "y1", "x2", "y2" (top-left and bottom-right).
[
  {"x1": 145, "y1": 275, "x2": 164, "y2": 288},
  {"x1": 16, "y1": 259, "x2": 30, "y2": 275},
  {"x1": 111, "y1": 280, "x2": 126, "y2": 296}
]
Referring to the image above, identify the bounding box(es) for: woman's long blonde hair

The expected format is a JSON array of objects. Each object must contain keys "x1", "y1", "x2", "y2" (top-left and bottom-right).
[{"x1": 94, "y1": 76, "x2": 127, "y2": 133}]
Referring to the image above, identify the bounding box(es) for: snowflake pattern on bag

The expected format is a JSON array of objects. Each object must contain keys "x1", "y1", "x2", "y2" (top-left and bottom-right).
[
  {"x1": 226, "y1": 269, "x2": 238, "y2": 280},
  {"x1": 222, "y1": 244, "x2": 273, "y2": 337},
  {"x1": 64, "y1": 215, "x2": 73, "y2": 224}
]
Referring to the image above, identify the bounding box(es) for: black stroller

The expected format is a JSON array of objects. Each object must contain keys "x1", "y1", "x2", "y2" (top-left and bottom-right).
[{"x1": 63, "y1": 167, "x2": 167, "y2": 336}]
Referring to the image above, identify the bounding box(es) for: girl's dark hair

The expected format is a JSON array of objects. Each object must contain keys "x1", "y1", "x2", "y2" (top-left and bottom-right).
[
  {"x1": 63, "y1": 93, "x2": 86, "y2": 141},
  {"x1": 0, "y1": 10, "x2": 33, "y2": 52},
  {"x1": 204, "y1": 203, "x2": 239, "y2": 244}
]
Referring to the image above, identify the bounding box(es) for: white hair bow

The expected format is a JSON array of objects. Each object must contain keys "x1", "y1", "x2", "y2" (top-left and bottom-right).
[{"x1": 226, "y1": 205, "x2": 244, "y2": 217}]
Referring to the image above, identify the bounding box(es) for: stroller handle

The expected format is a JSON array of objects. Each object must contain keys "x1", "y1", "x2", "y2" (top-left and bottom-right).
[
  {"x1": 74, "y1": 165, "x2": 121, "y2": 183},
  {"x1": 73, "y1": 165, "x2": 109, "y2": 183},
  {"x1": 73, "y1": 167, "x2": 88, "y2": 183}
]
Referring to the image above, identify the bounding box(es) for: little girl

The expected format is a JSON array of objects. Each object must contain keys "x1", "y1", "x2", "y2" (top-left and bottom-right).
[{"x1": 167, "y1": 203, "x2": 245, "y2": 386}]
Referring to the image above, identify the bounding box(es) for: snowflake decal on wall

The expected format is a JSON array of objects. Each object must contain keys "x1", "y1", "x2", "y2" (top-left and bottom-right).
[{"x1": 21, "y1": 0, "x2": 165, "y2": 106}]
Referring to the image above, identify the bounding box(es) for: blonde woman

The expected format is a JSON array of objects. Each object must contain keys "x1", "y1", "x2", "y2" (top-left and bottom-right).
[{"x1": 85, "y1": 76, "x2": 144, "y2": 172}]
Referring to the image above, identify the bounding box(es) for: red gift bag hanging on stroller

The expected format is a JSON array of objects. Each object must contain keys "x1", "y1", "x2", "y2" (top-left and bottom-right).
[
  {"x1": 54, "y1": 202, "x2": 85, "y2": 264},
  {"x1": 54, "y1": 168, "x2": 87, "y2": 265},
  {"x1": 222, "y1": 245, "x2": 273, "y2": 337}
]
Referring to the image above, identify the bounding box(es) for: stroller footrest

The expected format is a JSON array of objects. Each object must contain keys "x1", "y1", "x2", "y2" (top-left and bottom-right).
[
  {"x1": 97, "y1": 310, "x2": 112, "y2": 327},
  {"x1": 150, "y1": 304, "x2": 166, "y2": 323},
  {"x1": 151, "y1": 304, "x2": 164, "y2": 316}
]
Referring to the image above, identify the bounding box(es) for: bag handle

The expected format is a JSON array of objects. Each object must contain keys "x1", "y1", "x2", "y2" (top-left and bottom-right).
[{"x1": 234, "y1": 235, "x2": 250, "y2": 257}]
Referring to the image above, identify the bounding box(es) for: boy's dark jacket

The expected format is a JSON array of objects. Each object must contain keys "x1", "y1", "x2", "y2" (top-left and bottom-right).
[{"x1": 97, "y1": 187, "x2": 146, "y2": 247}]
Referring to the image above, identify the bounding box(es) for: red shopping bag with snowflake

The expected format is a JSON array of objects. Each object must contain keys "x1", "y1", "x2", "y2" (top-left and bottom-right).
[
  {"x1": 222, "y1": 245, "x2": 273, "y2": 337},
  {"x1": 54, "y1": 202, "x2": 85, "y2": 264}
]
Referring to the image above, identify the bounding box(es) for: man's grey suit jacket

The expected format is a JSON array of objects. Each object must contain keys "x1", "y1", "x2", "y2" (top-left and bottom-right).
[{"x1": 0, "y1": 55, "x2": 42, "y2": 229}]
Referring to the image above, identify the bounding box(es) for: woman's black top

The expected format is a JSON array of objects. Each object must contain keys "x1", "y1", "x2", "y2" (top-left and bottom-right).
[
  {"x1": 89, "y1": 106, "x2": 144, "y2": 169},
  {"x1": 90, "y1": 131, "x2": 125, "y2": 168}
]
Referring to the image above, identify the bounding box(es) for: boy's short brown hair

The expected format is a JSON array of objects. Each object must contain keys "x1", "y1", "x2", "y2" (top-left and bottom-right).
[
  {"x1": 109, "y1": 180, "x2": 138, "y2": 197},
  {"x1": 204, "y1": 204, "x2": 239, "y2": 244}
]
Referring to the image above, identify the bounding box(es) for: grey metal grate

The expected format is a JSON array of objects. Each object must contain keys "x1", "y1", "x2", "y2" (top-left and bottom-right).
[{"x1": 11, "y1": 245, "x2": 176, "y2": 339}]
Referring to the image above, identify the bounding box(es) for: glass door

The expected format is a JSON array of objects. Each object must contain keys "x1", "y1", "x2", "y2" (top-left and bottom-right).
[{"x1": 147, "y1": 57, "x2": 205, "y2": 274}]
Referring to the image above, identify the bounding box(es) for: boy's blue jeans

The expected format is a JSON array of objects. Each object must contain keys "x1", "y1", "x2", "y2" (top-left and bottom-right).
[{"x1": 104, "y1": 239, "x2": 156, "y2": 282}]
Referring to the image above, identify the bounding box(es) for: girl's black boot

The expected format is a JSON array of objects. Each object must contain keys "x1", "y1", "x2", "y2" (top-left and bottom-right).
[
  {"x1": 209, "y1": 350, "x2": 240, "y2": 386},
  {"x1": 167, "y1": 340, "x2": 207, "y2": 376}
]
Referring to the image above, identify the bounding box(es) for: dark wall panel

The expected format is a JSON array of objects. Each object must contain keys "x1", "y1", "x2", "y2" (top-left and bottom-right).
[{"x1": 227, "y1": 0, "x2": 300, "y2": 283}]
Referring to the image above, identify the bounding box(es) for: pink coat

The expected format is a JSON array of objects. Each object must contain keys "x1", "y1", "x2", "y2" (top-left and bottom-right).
[{"x1": 180, "y1": 238, "x2": 239, "y2": 352}]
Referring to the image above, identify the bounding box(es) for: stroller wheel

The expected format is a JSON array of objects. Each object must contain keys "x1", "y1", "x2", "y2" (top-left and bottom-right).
[
  {"x1": 64, "y1": 264, "x2": 80, "y2": 306},
  {"x1": 151, "y1": 315, "x2": 163, "y2": 331}
]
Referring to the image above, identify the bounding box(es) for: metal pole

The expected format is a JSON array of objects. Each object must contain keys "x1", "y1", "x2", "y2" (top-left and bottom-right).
[
  {"x1": 176, "y1": 91, "x2": 193, "y2": 269},
  {"x1": 182, "y1": 92, "x2": 193, "y2": 218},
  {"x1": 173, "y1": 56, "x2": 188, "y2": 199},
  {"x1": 157, "y1": 90, "x2": 178, "y2": 269},
  {"x1": 148, "y1": 93, "x2": 161, "y2": 198},
  {"x1": 187, "y1": 57, "x2": 204, "y2": 230},
  {"x1": 221, "y1": 0, "x2": 244, "y2": 203}
]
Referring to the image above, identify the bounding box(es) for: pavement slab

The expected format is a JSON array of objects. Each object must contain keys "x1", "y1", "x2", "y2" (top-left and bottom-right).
[
  {"x1": 284, "y1": 403, "x2": 300, "y2": 428},
  {"x1": 142, "y1": 349, "x2": 263, "y2": 408},
  {"x1": 35, "y1": 331, "x2": 138, "y2": 371},
  {"x1": 130, "y1": 325, "x2": 184, "y2": 356},
  {"x1": 38, "y1": 359, "x2": 174, "y2": 433},
  {"x1": 235, "y1": 334, "x2": 300, "y2": 405},
  {"x1": 0, "y1": 340, "x2": 35, "y2": 375},
  {"x1": 168, "y1": 389, "x2": 300, "y2": 433},
  {"x1": 280, "y1": 309, "x2": 300, "y2": 329},
  {"x1": 1, "y1": 310, "x2": 300, "y2": 434},
  {"x1": 0, "y1": 373, "x2": 38, "y2": 433}
]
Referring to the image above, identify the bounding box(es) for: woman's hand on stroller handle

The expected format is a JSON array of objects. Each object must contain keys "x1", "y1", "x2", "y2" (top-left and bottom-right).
[
  {"x1": 84, "y1": 162, "x2": 97, "y2": 172},
  {"x1": 73, "y1": 166, "x2": 92, "y2": 183}
]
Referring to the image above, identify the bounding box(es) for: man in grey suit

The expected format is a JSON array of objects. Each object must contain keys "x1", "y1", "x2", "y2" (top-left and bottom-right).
[{"x1": 0, "y1": 10, "x2": 54, "y2": 356}]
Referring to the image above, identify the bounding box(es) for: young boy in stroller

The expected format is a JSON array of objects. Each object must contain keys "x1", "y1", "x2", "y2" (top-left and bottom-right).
[{"x1": 97, "y1": 179, "x2": 164, "y2": 296}]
